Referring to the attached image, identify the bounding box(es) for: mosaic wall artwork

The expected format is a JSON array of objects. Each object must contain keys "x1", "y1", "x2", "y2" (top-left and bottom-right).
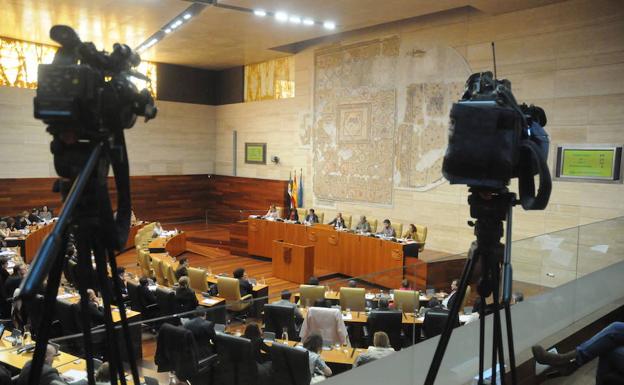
[{"x1": 313, "y1": 38, "x2": 470, "y2": 204}]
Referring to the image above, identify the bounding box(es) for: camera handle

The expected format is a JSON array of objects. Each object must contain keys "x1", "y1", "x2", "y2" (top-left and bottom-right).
[
  {"x1": 425, "y1": 190, "x2": 518, "y2": 385},
  {"x1": 518, "y1": 139, "x2": 552, "y2": 210}
]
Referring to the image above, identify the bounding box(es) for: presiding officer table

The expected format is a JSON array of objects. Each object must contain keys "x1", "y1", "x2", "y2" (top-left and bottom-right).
[{"x1": 248, "y1": 218, "x2": 421, "y2": 288}]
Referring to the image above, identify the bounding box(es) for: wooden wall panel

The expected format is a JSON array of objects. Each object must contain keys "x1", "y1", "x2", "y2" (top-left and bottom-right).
[{"x1": 0, "y1": 174, "x2": 288, "y2": 224}]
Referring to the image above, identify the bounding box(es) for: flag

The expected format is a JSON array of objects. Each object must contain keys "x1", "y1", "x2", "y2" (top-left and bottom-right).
[
  {"x1": 287, "y1": 171, "x2": 294, "y2": 212},
  {"x1": 297, "y1": 169, "x2": 304, "y2": 208},
  {"x1": 292, "y1": 172, "x2": 298, "y2": 210}
]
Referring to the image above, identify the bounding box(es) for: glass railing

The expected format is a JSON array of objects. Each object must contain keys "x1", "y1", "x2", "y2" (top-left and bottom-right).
[{"x1": 1, "y1": 216, "x2": 621, "y2": 384}]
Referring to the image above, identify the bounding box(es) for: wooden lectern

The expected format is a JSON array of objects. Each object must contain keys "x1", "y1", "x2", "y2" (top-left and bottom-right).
[{"x1": 272, "y1": 240, "x2": 314, "y2": 284}]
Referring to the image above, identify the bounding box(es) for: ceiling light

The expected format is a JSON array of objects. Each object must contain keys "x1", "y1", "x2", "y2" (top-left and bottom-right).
[
  {"x1": 253, "y1": 9, "x2": 267, "y2": 17},
  {"x1": 303, "y1": 18, "x2": 314, "y2": 26},
  {"x1": 183, "y1": 13, "x2": 192, "y2": 20},
  {"x1": 289, "y1": 15, "x2": 301, "y2": 24},
  {"x1": 171, "y1": 19, "x2": 183, "y2": 29},
  {"x1": 164, "y1": 28, "x2": 172, "y2": 33},
  {"x1": 275, "y1": 11, "x2": 288, "y2": 22},
  {"x1": 323, "y1": 21, "x2": 336, "y2": 30}
]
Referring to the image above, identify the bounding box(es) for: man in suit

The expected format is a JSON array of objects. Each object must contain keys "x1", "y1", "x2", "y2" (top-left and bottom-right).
[
  {"x1": 272, "y1": 290, "x2": 304, "y2": 324},
  {"x1": 233, "y1": 267, "x2": 253, "y2": 297},
  {"x1": 175, "y1": 257, "x2": 189, "y2": 279},
  {"x1": 85, "y1": 289, "x2": 105, "y2": 325},
  {"x1": 17, "y1": 344, "x2": 67, "y2": 385},
  {"x1": 328, "y1": 213, "x2": 346, "y2": 229},
  {"x1": 138, "y1": 277, "x2": 158, "y2": 311},
  {"x1": 442, "y1": 279, "x2": 459, "y2": 309},
  {"x1": 4, "y1": 263, "x2": 27, "y2": 298},
  {"x1": 28, "y1": 209, "x2": 42, "y2": 223},
  {"x1": 305, "y1": 209, "x2": 319, "y2": 224}
]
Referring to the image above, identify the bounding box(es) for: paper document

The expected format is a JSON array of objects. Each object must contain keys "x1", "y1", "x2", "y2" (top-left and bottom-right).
[
  {"x1": 202, "y1": 298, "x2": 219, "y2": 305},
  {"x1": 63, "y1": 369, "x2": 87, "y2": 382},
  {"x1": 342, "y1": 313, "x2": 353, "y2": 320}
]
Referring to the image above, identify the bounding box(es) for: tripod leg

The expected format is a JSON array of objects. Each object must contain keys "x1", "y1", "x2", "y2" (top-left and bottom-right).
[
  {"x1": 92, "y1": 238, "x2": 127, "y2": 385},
  {"x1": 108, "y1": 248, "x2": 141, "y2": 384},
  {"x1": 478, "y1": 295, "x2": 486, "y2": 385},
  {"x1": 491, "y1": 284, "x2": 506, "y2": 385},
  {"x1": 424, "y1": 242, "x2": 479, "y2": 385},
  {"x1": 75, "y1": 225, "x2": 97, "y2": 385},
  {"x1": 26, "y1": 237, "x2": 67, "y2": 385},
  {"x1": 504, "y1": 302, "x2": 518, "y2": 385}
]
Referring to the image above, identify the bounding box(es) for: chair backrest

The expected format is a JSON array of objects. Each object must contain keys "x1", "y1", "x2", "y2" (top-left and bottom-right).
[
  {"x1": 296, "y1": 208, "x2": 306, "y2": 220},
  {"x1": 344, "y1": 214, "x2": 352, "y2": 229},
  {"x1": 369, "y1": 218, "x2": 378, "y2": 233},
  {"x1": 188, "y1": 267, "x2": 208, "y2": 292},
  {"x1": 143, "y1": 377, "x2": 159, "y2": 385},
  {"x1": 217, "y1": 276, "x2": 250, "y2": 312},
  {"x1": 318, "y1": 212, "x2": 325, "y2": 224},
  {"x1": 214, "y1": 333, "x2": 258, "y2": 385},
  {"x1": 299, "y1": 285, "x2": 326, "y2": 307},
  {"x1": 339, "y1": 287, "x2": 366, "y2": 311},
  {"x1": 151, "y1": 258, "x2": 167, "y2": 286},
  {"x1": 394, "y1": 223, "x2": 403, "y2": 237},
  {"x1": 155, "y1": 323, "x2": 199, "y2": 380},
  {"x1": 163, "y1": 261, "x2": 177, "y2": 288},
  {"x1": 155, "y1": 287, "x2": 177, "y2": 318},
  {"x1": 126, "y1": 281, "x2": 141, "y2": 312},
  {"x1": 138, "y1": 249, "x2": 152, "y2": 278},
  {"x1": 56, "y1": 300, "x2": 80, "y2": 335},
  {"x1": 423, "y1": 308, "x2": 459, "y2": 338},
  {"x1": 367, "y1": 310, "x2": 402, "y2": 350},
  {"x1": 263, "y1": 304, "x2": 297, "y2": 339},
  {"x1": 135, "y1": 222, "x2": 156, "y2": 248},
  {"x1": 415, "y1": 225, "x2": 428, "y2": 251},
  {"x1": 393, "y1": 290, "x2": 420, "y2": 313},
  {"x1": 270, "y1": 342, "x2": 311, "y2": 385}
]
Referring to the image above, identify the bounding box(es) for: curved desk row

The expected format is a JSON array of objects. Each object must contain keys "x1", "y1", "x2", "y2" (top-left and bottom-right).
[{"x1": 4, "y1": 222, "x2": 55, "y2": 263}]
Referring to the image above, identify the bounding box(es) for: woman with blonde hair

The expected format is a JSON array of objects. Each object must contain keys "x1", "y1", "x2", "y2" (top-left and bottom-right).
[{"x1": 354, "y1": 331, "x2": 395, "y2": 367}]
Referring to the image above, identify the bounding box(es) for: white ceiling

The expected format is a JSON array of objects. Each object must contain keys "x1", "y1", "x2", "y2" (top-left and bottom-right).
[{"x1": 0, "y1": 0, "x2": 564, "y2": 69}]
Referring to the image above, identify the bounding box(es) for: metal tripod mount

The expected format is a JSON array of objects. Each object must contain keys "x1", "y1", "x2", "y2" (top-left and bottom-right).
[
  {"x1": 425, "y1": 188, "x2": 518, "y2": 385},
  {"x1": 19, "y1": 142, "x2": 140, "y2": 385}
]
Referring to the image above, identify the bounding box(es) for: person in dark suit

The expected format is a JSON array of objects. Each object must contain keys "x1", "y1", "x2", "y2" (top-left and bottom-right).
[
  {"x1": 86, "y1": 289, "x2": 105, "y2": 325},
  {"x1": 0, "y1": 257, "x2": 10, "y2": 285},
  {"x1": 233, "y1": 267, "x2": 253, "y2": 297},
  {"x1": 17, "y1": 344, "x2": 67, "y2": 385},
  {"x1": 138, "y1": 277, "x2": 158, "y2": 311},
  {"x1": 13, "y1": 216, "x2": 28, "y2": 230},
  {"x1": 28, "y1": 209, "x2": 42, "y2": 224},
  {"x1": 442, "y1": 279, "x2": 459, "y2": 310},
  {"x1": 305, "y1": 209, "x2": 319, "y2": 224},
  {"x1": 308, "y1": 276, "x2": 320, "y2": 286},
  {"x1": 116, "y1": 267, "x2": 129, "y2": 302},
  {"x1": 175, "y1": 276, "x2": 198, "y2": 314},
  {"x1": 328, "y1": 213, "x2": 346, "y2": 229},
  {"x1": 175, "y1": 257, "x2": 189, "y2": 280},
  {"x1": 183, "y1": 315, "x2": 216, "y2": 358},
  {"x1": 4, "y1": 263, "x2": 27, "y2": 298}
]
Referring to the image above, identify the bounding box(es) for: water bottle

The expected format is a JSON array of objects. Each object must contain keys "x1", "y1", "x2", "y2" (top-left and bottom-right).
[{"x1": 281, "y1": 327, "x2": 289, "y2": 343}]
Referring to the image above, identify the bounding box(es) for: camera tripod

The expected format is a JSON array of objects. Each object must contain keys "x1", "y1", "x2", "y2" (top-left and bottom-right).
[
  {"x1": 425, "y1": 188, "x2": 518, "y2": 385},
  {"x1": 20, "y1": 141, "x2": 140, "y2": 385}
]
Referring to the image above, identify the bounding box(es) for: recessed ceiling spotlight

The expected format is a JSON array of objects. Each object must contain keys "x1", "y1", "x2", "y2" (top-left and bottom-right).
[
  {"x1": 275, "y1": 11, "x2": 288, "y2": 22},
  {"x1": 253, "y1": 9, "x2": 267, "y2": 17},
  {"x1": 171, "y1": 19, "x2": 183, "y2": 29},
  {"x1": 183, "y1": 13, "x2": 192, "y2": 20},
  {"x1": 164, "y1": 28, "x2": 172, "y2": 33},
  {"x1": 289, "y1": 15, "x2": 301, "y2": 24},
  {"x1": 323, "y1": 21, "x2": 336, "y2": 30},
  {"x1": 303, "y1": 18, "x2": 314, "y2": 26}
]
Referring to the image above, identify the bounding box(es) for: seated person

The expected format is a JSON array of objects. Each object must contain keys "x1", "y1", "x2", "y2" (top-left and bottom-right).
[
  {"x1": 355, "y1": 216, "x2": 371, "y2": 233},
  {"x1": 308, "y1": 276, "x2": 320, "y2": 286},
  {"x1": 116, "y1": 267, "x2": 128, "y2": 301},
  {"x1": 402, "y1": 224, "x2": 418, "y2": 240},
  {"x1": 533, "y1": 321, "x2": 624, "y2": 382},
  {"x1": 175, "y1": 276, "x2": 199, "y2": 314},
  {"x1": 398, "y1": 279, "x2": 410, "y2": 291},
  {"x1": 378, "y1": 219, "x2": 396, "y2": 238},
  {"x1": 304, "y1": 209, "x2": 319, "y2": 224},
  {"x1": 5, "y1": 263, "x2": 27, "y2": 299},
  {"x1": 0, "y1": 221, "x2": 9, "y2": 239},
  {"x1": 0, "y1": 257, "x2": 10, "y2": 284},
  {"x1": 328, "y1": 213, "x2": 346, "y2": 229},
  {"x1": 354, "y1": 331, "x2": 395, "y2": 367},
  {"x1": 14, "y1": 215, "x2": 28, "y2": 230},
  {"x1": 287, "y1": 209, "x2": 299, "y2": 222},
  {"x1": 243, "y1": 323, "x2": 271, "y2": 364},
  {"x1": 5, "y1": 217, "x2": 17, "y2": 231},
  {"x1": 300, "y1": 334, "x2": 332, "y2": 379},
  {"x1": 175, "y1": 257, "x2": 189, "y2": 279},
  {"x1": 17, "y1": 344, "x2": 67, "y2": 385},
  {"x1": 85, "y1": 289, "x2": 105, "y2": 325},
  {"x1": 233, "y1": 267, "x2": 253, "y2": 297},
  {"x1": 264, "y1": 204, "x2": 279, "y2": 220},
  {"x1": 39, "y1": 205, "x2": 52, "y2": 221},
  {"x1": 28, "y1": 209, "x2": 42, "y2": 224},
  {"x1": 95, "y1": 362, "x2": 111, "y2": 384},
  {"x1": 138, "y1": 277, "x2": 158, "y2": 317},
  {"x1": 442, "y1": 279, "x2": 459, "y2": 310},
  {"x1": 271, "y1": 290, "x2": 304, "y2": 324},
  {"x1": 347, "y1": 279, "x2": 357, "y2": 288}
]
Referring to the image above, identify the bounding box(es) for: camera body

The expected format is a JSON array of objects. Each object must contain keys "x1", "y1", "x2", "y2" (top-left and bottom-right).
[{"x1": 442, "y1": 71, "x2": 551, "y2": 210}]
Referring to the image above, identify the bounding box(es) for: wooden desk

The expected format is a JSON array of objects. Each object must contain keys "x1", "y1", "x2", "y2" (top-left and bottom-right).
[
  {"x1": 5, "y1": 222, "x2": 55, "y2": 263},
  {"x1": 248, "y1": 219, "x2": 420, "y2": 288},
  {"x1": 57, "y1": 293, "x2": 141, "y2": 323},
  {"x1": 0, "y1": 338, "x2": 80, "y2": 370},
  {"x1": 148, "y1": 232, "x2": 187, "y2": 258},
  {"x1": 272, "y1": 240, "x2": 314, "y2": 284},
  {"x1": 57, "y1": 359, "x2": 138, "y2": 384},
  {"x1": 267, "y1": 339, "x2": 366, "y2": 366},
  {"x1": 300, "y1": 308, "x2": 422, "y2": 326}
]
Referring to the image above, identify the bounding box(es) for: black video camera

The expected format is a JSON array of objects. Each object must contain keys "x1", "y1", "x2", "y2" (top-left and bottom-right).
[
  {"x1": 34, "y1": 25, "x2": 157, "y2": 140},
  {"x1": 442, "y1": 71, "x2": 551, "y2": 210}
]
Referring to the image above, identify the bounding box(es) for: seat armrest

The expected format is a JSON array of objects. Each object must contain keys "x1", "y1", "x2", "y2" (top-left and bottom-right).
[{"x1": 241, "y1": 294, "x2": 253, "y2": 302}]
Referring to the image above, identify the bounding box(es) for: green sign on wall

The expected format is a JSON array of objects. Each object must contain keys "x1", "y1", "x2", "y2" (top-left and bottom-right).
[
  {"x1": 562, "y1": 149, "x2": 614, "y2": 178},
  {"x1": 245, "y1": 143, "x2": 267, "y2": 164}
]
